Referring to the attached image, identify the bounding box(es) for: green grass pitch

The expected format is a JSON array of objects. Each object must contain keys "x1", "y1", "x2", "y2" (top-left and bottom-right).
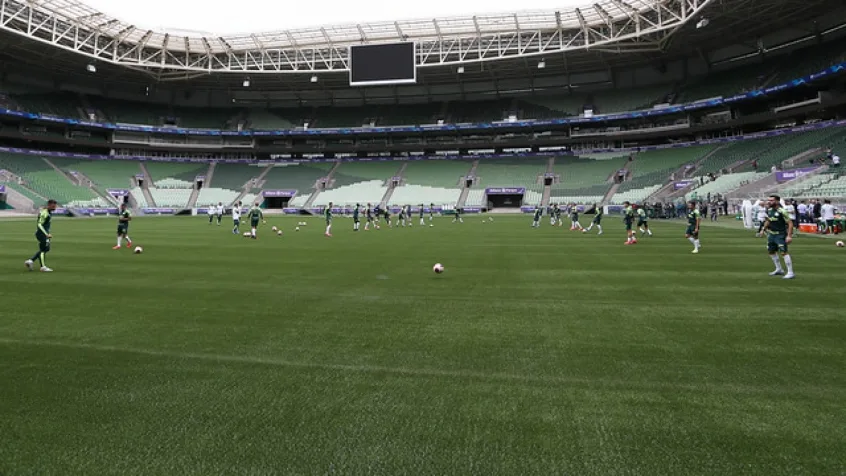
[{"x1": 0, "y1": 215, "x2": 844, "y2": 475}]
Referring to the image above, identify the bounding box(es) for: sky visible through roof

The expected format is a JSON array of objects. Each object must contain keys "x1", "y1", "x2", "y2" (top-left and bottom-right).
[{"x1": 82, "y1": 0, "x2": 585, "y2": 34}]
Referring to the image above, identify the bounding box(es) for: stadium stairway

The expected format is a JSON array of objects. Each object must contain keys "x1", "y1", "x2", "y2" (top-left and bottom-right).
[
  {"x1": 601, "y1": 159, "x2": 632, "y2": 203},
  {"x1": 456, "y1": 159, "x2": 480, "y2": 208},
  {"x1": 379, "y1": 162, "x2": 407, "y2": 207},
  {"x1": 42, "y1": 157, "x2": 118, "y2": 207},
  {"x1": 234, "y1": 166, "x2": 273, "y2": 206},
  {"x1": 1, "y1": 185, "x2": 36, "y2": 211},
  {"x1": 137, "y1": 162, "x2": 157, "y2": 207},
  {"x1": 541, "y1": 157, "x2": 555, "y2": 207},
  {"x1": 205, "y1": 162, "x2": 217, "y2": 188},
  {"x1": 303, "y1": 161, "x2": 341, "y2": 209}
]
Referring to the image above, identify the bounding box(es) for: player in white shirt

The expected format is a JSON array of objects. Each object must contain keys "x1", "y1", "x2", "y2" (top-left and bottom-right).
[
  {"x1": 231, "y1": 201, "x2": 242, "y2": 234},
  {"x1": 797, "y1": 201, "x2": 808, "y2": 223},
  {"x1": 754, "y1": 200, "x2": 768, "y2": 237},
  {"x1": 821, "y1": 199, "x2": 836, "y2": 234},
  {"x1": 207, "y1": 205, "x2": 215, "y2": 224},
  {"x1": 832, "y1": 155, "x2": 840, "y2": 167}
]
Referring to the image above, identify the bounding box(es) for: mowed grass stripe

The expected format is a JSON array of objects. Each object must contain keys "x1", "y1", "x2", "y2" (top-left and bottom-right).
[{"x1": 0, "y1": 215, "x2": 844, "y2": 475}]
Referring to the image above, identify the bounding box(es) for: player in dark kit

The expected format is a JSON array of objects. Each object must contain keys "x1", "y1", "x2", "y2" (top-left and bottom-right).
[
  {"x1": 246, "y1": 202, "x2": 264, "y2": 239},
  {"x1": 570, "y1": 205, "x2": 583, "y2": 231},
  {"x1": 429, "y1": 203, "x2": 435, "y2": 225},
  {"x1": 324, "y1": 202, "x2": 333, "y2": 237},
  {"x1": 365, "y1": 203, "x2": 376, "y2": 230},
  {"x1": 583, "y1": 203, "x2": 603, "y2": 234},
  {"x1": 762, "y1": 194, "x2": 795, "y2": 279},
  {"x1": 637, "y1": 206, "x2": 652, "y2": 236},
  {"x1": 113, "y1": 203, "x2": 133, "y2": 250},
  {"x1": 25, "y1": 199, "x2": 58, "y2": 272},
  {"x1": 623, "y1": 201, "x2": 636, "y2": 245},
  {"x1": 352, "y1": 203, "x2": 361, "y2": 231},
  {"x1": 532, "y1": 206, "x2": 542, "y2": 228},
  {"x1": 453, "y1": 205, "x2": 463, "y2": 223},
  {"x1": 419, "y1": 204, "x2": 425, "y2": 226},
  {"x1": 685, "y1": 200, "x2": 702, "y2": 253},
  {"x1": 383, "y1": 206, "x2": 392, "y2": 228}
]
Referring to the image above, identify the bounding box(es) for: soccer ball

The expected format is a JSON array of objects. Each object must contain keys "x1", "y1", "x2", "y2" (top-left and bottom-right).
[
  {"x1": 433, "y1": 263, "x2": 444, "y2": 274},
  {"x1": 271, "y1": 226, "x2": 278, "y2": 232},
  {"x1": 134, "y1": 246, "x2": 143, "y2": 254},
  {"x1": 837, "y1": 241, "x2": 845, "y2": 247},
  {"x1": 295, "y1": 226, "x2": 300, "y2": 231},
  {"x1": 243, "y1": 232, "x2": 251, "y2": 238},
  {"x1": 277, "y1": 230, "x2": 283, "y2": 236}
]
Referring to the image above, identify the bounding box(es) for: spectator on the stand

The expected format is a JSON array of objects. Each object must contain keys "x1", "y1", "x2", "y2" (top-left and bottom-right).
[
  {"x1": 832, "y1": 154, "x2": 840, "y2": 169},
  {"x1": 752, "y1": 159, "x2": 758, "y2": 171}
]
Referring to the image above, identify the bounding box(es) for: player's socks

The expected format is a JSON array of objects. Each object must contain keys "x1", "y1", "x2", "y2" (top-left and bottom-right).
[
  {"x1": 126, "y1": 237, "x2": 132, "y2": 247},
  {"x1": 648, "y1": 230, "x2": 653, "y2": 236},
  {"x1": 769, "y1": 254, "x2": 783, "y2": 274},
  {"x1": 783, "y1": 254, "x2": 794, "y2": 275},
  {"x1": 117, "y1": 237, "x2": 122, "y2": 247},
  {"x1": 694, "y1": 239, "x2": 701, "y2": 250},
  {"x1": 597, "y1": 225, "x2": 603, "y2": 234}
]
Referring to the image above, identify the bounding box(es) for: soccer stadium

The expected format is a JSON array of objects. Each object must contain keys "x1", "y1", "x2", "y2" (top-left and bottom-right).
[{"x1": 1, "y1": 0, "x2": 846, "y2": 472}]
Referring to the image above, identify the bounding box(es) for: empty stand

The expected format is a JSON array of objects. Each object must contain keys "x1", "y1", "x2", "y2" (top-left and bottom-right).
[
  {"x1": 402, "y1": 160, "x2": 473, "y2": 187},
  {"x1": 474, "y1": 157, "x2": 547, "y2": 188},
  {"x1": 549, "y1": 155, "x2": 627, "y2": 204},
  {"x1": 685, "y1": 171, "x2": 768, "y2": 200},
  {"x1": 391, "y1": 185, "x2": 461, "y2": 206},
  {"x1": 211, "y1": 163, "x2": 263, "y2": 192},
  {"x1": 146, "y1": 162, "x2": 207, "y2": 187},
  {"x1": 331, "y1": 161, "x2": 401, "y2": 187},
  {"x1": 51, "y1": 158, "x2": 140, "y2": 190},
  {"x1": 262, "y1": 163, "x2": 334, "y2": 192},
  {"x1": 312, "y1": 180, "x2": 387, "y2": 207},
  {"x1": 0, "y1": 153, "x2": 100, "y2": 205}
]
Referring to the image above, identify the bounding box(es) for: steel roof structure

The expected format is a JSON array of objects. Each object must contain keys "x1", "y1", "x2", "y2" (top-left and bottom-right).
[{"x1": 0, "y1": 0, "x2": 713, "y2": 75}]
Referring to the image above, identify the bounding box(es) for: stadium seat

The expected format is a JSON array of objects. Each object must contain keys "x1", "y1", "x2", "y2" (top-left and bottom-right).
[
  {"x1": 196, "y1": 188, "x2": 240, "y2": 207},
  {"x1": 474, "y1": 157, "x2": 547, "y2": 189},
  {"x1": 550, "y1": 155, "x2": 627, "y2": 203},
  {"x1": 149, "y1": 188, "x2": 192, "y2": 208},
  {"x1": 212, "y1": 164, "x2": 263, "y2": 192},
  {"x1": 684, "y1": 171, "x2": 768, "y2": 199},
  {"x1": 390, "y1": 185, "x2": 461, "y2": 207},
  {"x1": 146, "y1": 162, "x2": 208, "y2": 187},
  {"x1": 402, "y1": 160, "x2": 474, "y2": 188},
  {"x1": 262, "y1": 163, "x2": 334, "y2": 193},
  {"x1": 0, "y1": 153, "x2": 100, "y2": 204},
  {"x1": 312, "y1": 180, "x2": 387, "y2": 206},
  {"x1": 331, "y1": 162, "x2": 403, "y2": 188}
]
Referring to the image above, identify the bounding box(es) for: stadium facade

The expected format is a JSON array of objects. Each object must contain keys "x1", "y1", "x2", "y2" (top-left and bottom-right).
[{"x1": 0, "y1": 0, "x2": 845, "y2": 215}]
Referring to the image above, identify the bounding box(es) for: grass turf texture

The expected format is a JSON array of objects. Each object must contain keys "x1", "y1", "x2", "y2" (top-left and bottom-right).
[{"x1": 0, "y1": 215, "x2": 845, "y2": 475}]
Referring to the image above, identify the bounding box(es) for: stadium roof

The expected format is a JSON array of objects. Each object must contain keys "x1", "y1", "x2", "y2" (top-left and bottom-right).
[{"x1": 16, "y1": 0, "x2": 665, "y2": 52}]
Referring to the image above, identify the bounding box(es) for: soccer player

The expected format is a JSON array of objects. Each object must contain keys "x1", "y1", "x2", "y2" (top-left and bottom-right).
[
  {"x1": 555, "y1": 204, "x2": 563, "y2": 227},
  {"x1": 623, "y1": 201, "x2": 637, "y2": 245},
  {"x1": 453, "y1": 205, "x2": 463, "y2": 223},
  {"x1": 550, "y1": 204, "x2": 558, "y2": 226},
  {"x1": 353, "y1": 203, "x2": 361, "y2": 231},
  {"x1": 570, "y1": 205, "x2": 584, "y2": 231},
  {"x1": 637, "y1": 206, "x2": 652, "y2": 236},
  {"x1": 685, "y1": 200, "x2": 701, "y2": 253},
  {"x1": 246, "y1": 202, "x2": 263, "y2": 239},
  {"x1": 216, "y1": 202, "x2": 224, "y2": 226},
  {"x1": 762, "y1": 194, "x2": 795, "y2": 279},
  {"x1": 232, "y1": 201, "x2": 242, "y2": 234},
  {"x1": 406, "y1": 205, "x2": 413, "y2": 227},
  {"x1": 365, "y1": 203, "x2": 375, "y2": 231},
  {"x1": 113, "y1": 203, "x2": 133, "y2": 250},
  {"x1": 429, "y1": 203, "x2": 435, "y2": 225},
  {"x1": 583, "y1": 203, "x2": 603, "y2": 234},
  {"x1": 324, "y1": 202, "x2": 333, "y2": 237},
  {"x1": 397, "y1": 205, "x2": 406, "y2": 227},
  {"x1": 383, "y1": 206, "x2": 392, "y2": 228},
  {"x1": 419, "y1": 204, "x2": 425, "y2": 226},
  {"x1": 821, "y1": 199, "x2": 836, "y2": 234},
  {"x1": 532, "y1": 205, "x2": 542, "y2": 228},
  {"x1": 207, "y1": 204, "x2": 215, "y2": 224},
  {"x1": 25, "y1": 199, "x2": 58, "y2": 272}
]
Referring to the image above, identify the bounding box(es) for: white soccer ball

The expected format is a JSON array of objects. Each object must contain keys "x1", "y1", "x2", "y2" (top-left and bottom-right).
[
  {"x1": 277, "y1": 230, "x2": 283, "y2": 236},
  {"x1": 295, "y1": 226, "x2": 300, "y2": 231},
  {"x1": 243, "y1": 232, "x2": 251, "y2": 237},
  {"x1": 433, "y1": 263, "x2": 444, "y2": 274},
  {"x1": 271, "y1": 226, "x2": 278, "y2": 232},
  {"x1": 837, "y1": 240, "x2": 845, "y2": 248},
  {"x1": 134, "y1": 246, "x2": 143, "y2": 254}
]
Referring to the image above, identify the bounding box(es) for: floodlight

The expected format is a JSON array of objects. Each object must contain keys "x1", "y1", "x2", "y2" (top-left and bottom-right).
[
  {"x1": 457, "y1": 66, "x2": 465, "y2": 74},
  {"x1": 243, "y1": 79, "x2": 251, "y2": 87},
  {"x1": 310, "y1": 75, "x2": 318, "y2": 83},
  {"x1": 537, "y1": 60, "x2": 546, "y2": 69},
  {"x1": 86, "y1": 64, "x2": 96, "y2": 73}
]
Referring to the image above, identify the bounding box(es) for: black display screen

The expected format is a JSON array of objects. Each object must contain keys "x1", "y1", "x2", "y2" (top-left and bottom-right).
[{"x1": 349, "y1": 42, "x2": 416, "y2": 86}]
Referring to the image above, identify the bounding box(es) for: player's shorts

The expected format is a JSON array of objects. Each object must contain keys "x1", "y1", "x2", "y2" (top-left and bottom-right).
[
  {"x1": 250, "y1": 220, "x2": 260, "y2": 227},
  {"x1": 593, "y1": 216, "x2": 602, "y2": 224},
  {"x1": 685, "y1": 225, "x2": 698, "y2": 237},
  {"x1": 117, "y1": 225, "x2": 128, "y2": 235},
  {"x1": 353, "y1": 217, "x2": 360, "y2": 223},
  {"x1": 233, "y1": 219, "x2": 240, "y2": 226},
  {"x1": 826, "y1": 219, "x2": 835, "y2": 228},
  {"x1": 625, "y1": 220, "x2": 633, "y2": 231},
  {"x1": 767, "y1": 234, "x2": 788, "y2": 254},
  {"x1": 637, "y1": 219, "x2": 647, "y2": 227},
  {"x1": 35, "y1": 231, "x2": 51, "y2": 252}
]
